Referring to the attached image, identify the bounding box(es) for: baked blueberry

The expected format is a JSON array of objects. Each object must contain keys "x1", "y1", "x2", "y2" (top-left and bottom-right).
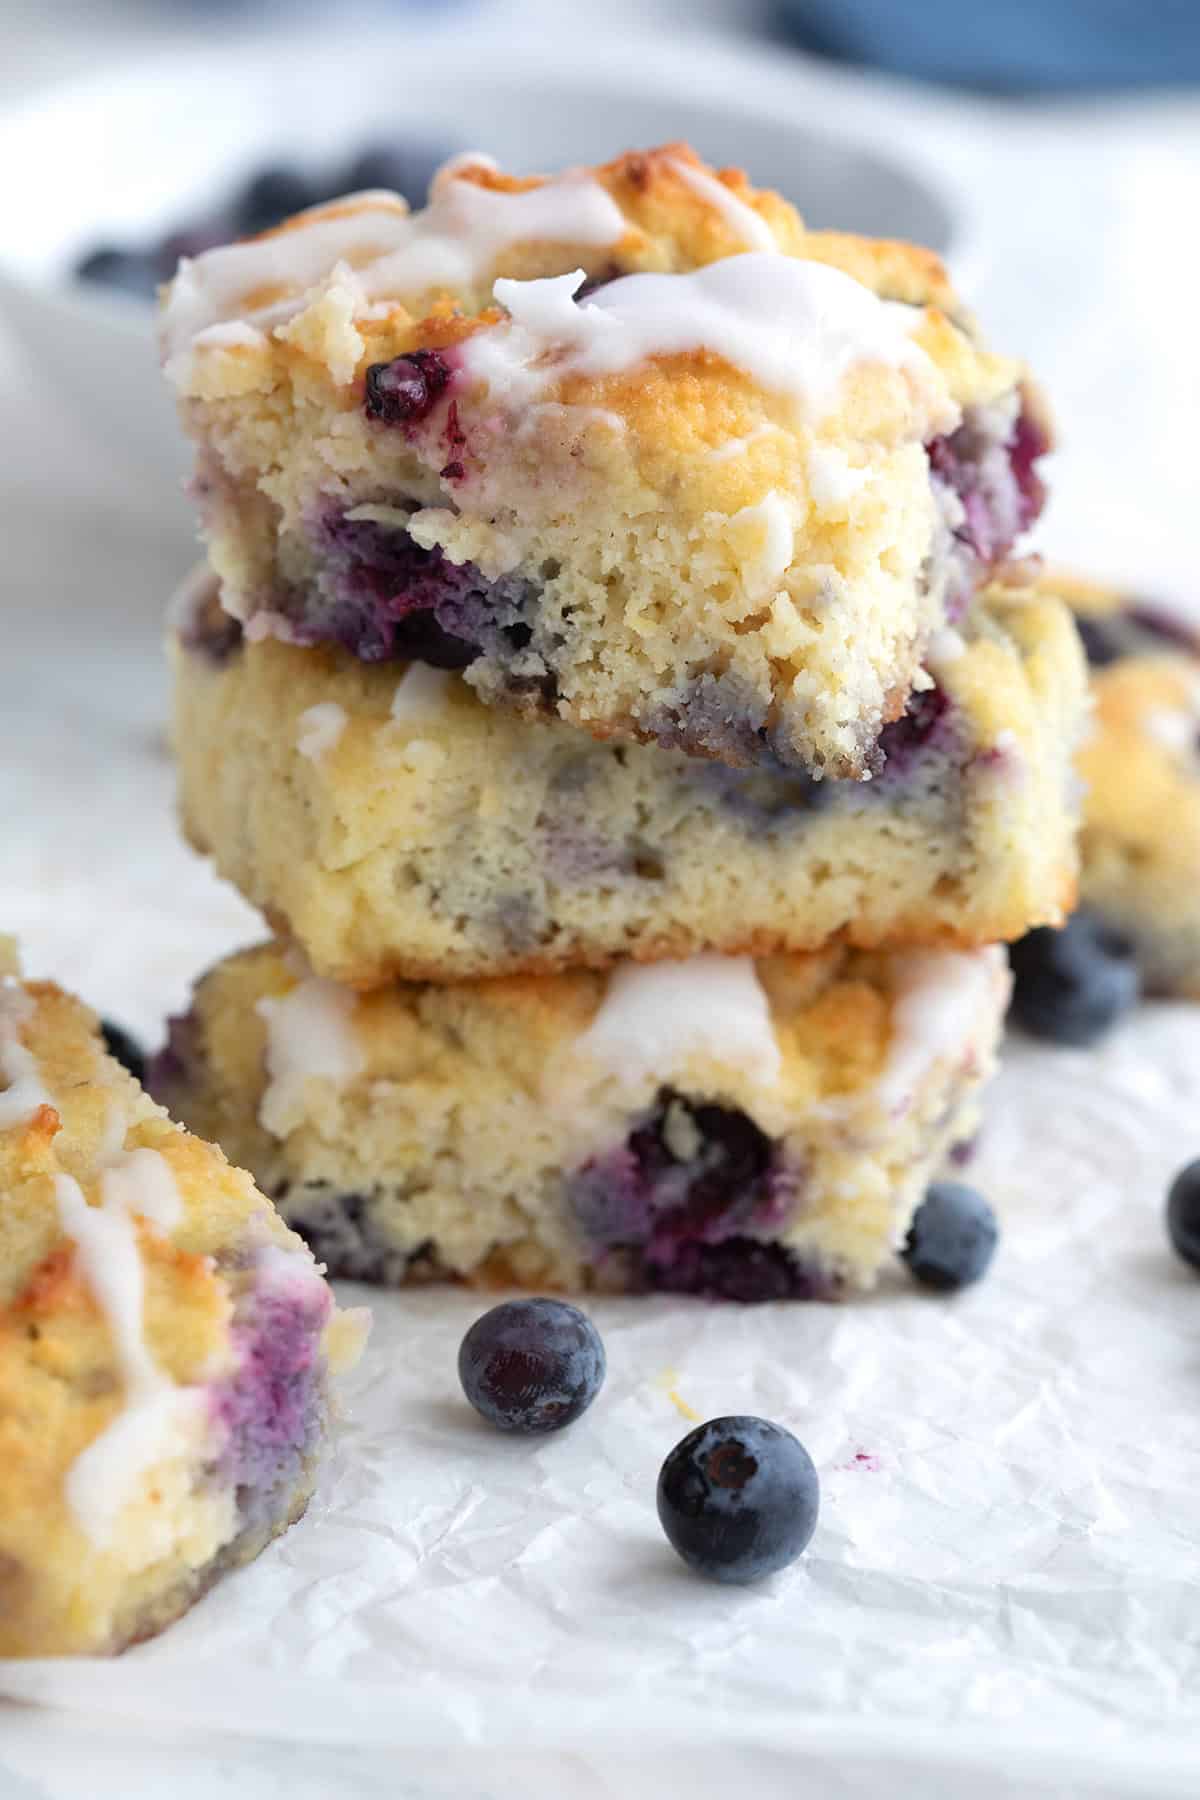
[
  {"x1": 875, "y1": 682, "x2": 950, "y2": 771},
  {"x1": 1008, "y1": 912, "x2": 1140, "y2": 1046},
  {"x1": 645, "y1": 1239, "x2": 835, "y2": 1302},
  {"x1": 902, "y1": 1181, "x2": 998, "y2": 1291},
  {"x1": 458, "y1": 1298, "x2": 606, "y2": 1434},
  {"x1": 657, "y1": 1415, "x2": 819, "y2": 1583},
  {"x1": 1166, "y1": 1160, "x2": 1200, "y2": 1271},
  {"x1": 100, "y1": 1018, "x2": 146, "y2": 1084},
  {"x1": 364, "y1": 351, "x2": 451, "y2": 427}
]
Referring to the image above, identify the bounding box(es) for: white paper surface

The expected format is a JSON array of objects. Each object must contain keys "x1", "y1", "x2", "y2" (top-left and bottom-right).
[{"x1": 3, "y1": 54, "x2": 1200, "y2": 1800}]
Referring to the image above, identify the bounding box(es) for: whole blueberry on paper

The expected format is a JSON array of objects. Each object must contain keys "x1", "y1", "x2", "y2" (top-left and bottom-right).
[
  {"x1": 902, "y1": 1181, "x2": 998, "y2": 1291},
  {"x1": 1008, "y1": 913, "x2": 1139, "y2": 1046},
  {"x1": 657, "y1": 1415, "x2": 819, "y2": 1583},
  {"x1": 1167, "y1": 1159, "x2": 1200, "y2": 1271},
  {"x1": 457, "y1": 1298, "x2": 605, "y2": 1434}
]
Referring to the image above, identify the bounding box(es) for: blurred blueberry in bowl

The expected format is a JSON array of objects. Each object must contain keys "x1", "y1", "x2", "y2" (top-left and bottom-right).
[{"x1": 74, "y1": 138, "x2": 454, "y2": 300}]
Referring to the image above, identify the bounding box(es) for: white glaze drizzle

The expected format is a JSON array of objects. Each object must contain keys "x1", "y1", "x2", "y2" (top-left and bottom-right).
[
  {"x1": 57, "y1": 1111, "x2": 196, "y2": 1546},
  {"x1": 97, "y1": 1104, "x2": 185, "y2": 1234},
  {"x1": 807, "y1": 443, "x2": 871, "y2": 507},
  {"x1": 728, "y1": 492, "x2": 795, "y2": 599},
  {"x1": 472, "y1": 256, "x2": 949, "y2": 425},
  {"x1": 430, "y1": 151, "x2": 500, "y2": 191},
  {"x1": 1143, "y1": 706, "x2": 1198, "y2": 757},
  {"x1": 873, "y1": 947, "x2": 1005, "y2": 1117},
  {"x1": 390, "y1": 664, "x2": 453, "y2": 722},
  {"x1": 296, "y1": 702, "x2": 347, "y2": 761},
  {"x1": 163, "y1": 161, "x2": 627, "y2": 360},
  {"x1": 0, "y1": 979, "x2": 53, "y2": 1128},
  {"x1": 668, "y1": 157, "x2": 778, "y2": 254},
  {"x1": 575, "y1": 956, "x2": 782, "y2": 1087},
  {"x1": 256, "y1": 978, "x2": 364, "y2": 1138},
  {"x1": 191, "y1": 319, "x2": 268, "y2": 353},
  {"x1": 927, "y1": 626, "x2": 967, "y2": 666}
]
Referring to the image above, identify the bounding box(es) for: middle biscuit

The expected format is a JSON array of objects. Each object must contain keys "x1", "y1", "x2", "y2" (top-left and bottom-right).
[{"x1": 172, "y1": 573, "x2": 1085, "y2": 986}]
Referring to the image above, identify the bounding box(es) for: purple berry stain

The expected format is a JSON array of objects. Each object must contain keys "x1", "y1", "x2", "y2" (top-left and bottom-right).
[
  {"x1": 294, "y1": 506, "x2": 538, "y2": 667},
  {"x1": 213, "y1": 1249, "x2": 331, "y2": 1528},
  {"x1": 927, "y1": 398, "x2": 1048, "y2": 567}
]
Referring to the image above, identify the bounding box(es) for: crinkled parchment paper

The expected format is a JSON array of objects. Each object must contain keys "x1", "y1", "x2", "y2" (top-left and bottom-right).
[{"x1": 3, "y1": 101, "x2": 1200, "y2": 1800}]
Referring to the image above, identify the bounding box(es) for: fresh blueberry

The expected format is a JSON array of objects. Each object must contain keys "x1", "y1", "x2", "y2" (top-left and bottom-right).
[
  {"x1": 1008, "y1": 912, "x2": 1141, "y2": 1046},
  {"x1": 232, "y1": 165, "x2": 320, "y2": 237},
  {"x1": 458, "y1": 1298, "x2": 606, "y2": 1434},
  {"x1": 74, "y1": 245, "x2": 161, "y2": 299},
  {"x1": 926, "y1": 399, "x2": 1047, "y2": 566},
  {"x1": 902, "y1": 1181, "x2": 998, "y2": 1291},
  {"x1": 1166, "y1": 1160, "x2": 1200, "y2": 1271},
  {"x1": 656, "y1": 1415, "x2": 819, "y2": 1584},
  {"x1": 100, "y1": 1019, "x2": 146, "y2": 1084},
  {"x1": 364, "y1": 351, "x2": 452, "y2": 427}
]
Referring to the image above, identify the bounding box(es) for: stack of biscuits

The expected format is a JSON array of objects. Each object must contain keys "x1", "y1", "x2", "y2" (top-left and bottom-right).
[{"x1": 152, "y1": 145, "x2": 1086, "y2": 1302}]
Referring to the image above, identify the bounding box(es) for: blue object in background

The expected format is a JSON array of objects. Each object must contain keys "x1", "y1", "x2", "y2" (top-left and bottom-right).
[{"x1": 773, "y1": 0, "x2": 1200, "y2": 92}]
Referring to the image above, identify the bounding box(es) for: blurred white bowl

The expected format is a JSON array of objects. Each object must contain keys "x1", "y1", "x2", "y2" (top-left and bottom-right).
[{"x1": 0, "y1": 25, "x2": 971, "y2": 517}]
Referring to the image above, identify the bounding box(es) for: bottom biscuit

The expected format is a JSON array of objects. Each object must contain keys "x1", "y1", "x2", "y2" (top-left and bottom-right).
[{"x1": 151, "y1": 941, "x2": 1010, "y2": 1300}]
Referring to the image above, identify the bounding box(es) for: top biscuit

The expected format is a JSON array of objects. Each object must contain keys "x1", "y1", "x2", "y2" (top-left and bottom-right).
[{"x1": 163, "y1": 144, "x2": 1047, "y2": 776}]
